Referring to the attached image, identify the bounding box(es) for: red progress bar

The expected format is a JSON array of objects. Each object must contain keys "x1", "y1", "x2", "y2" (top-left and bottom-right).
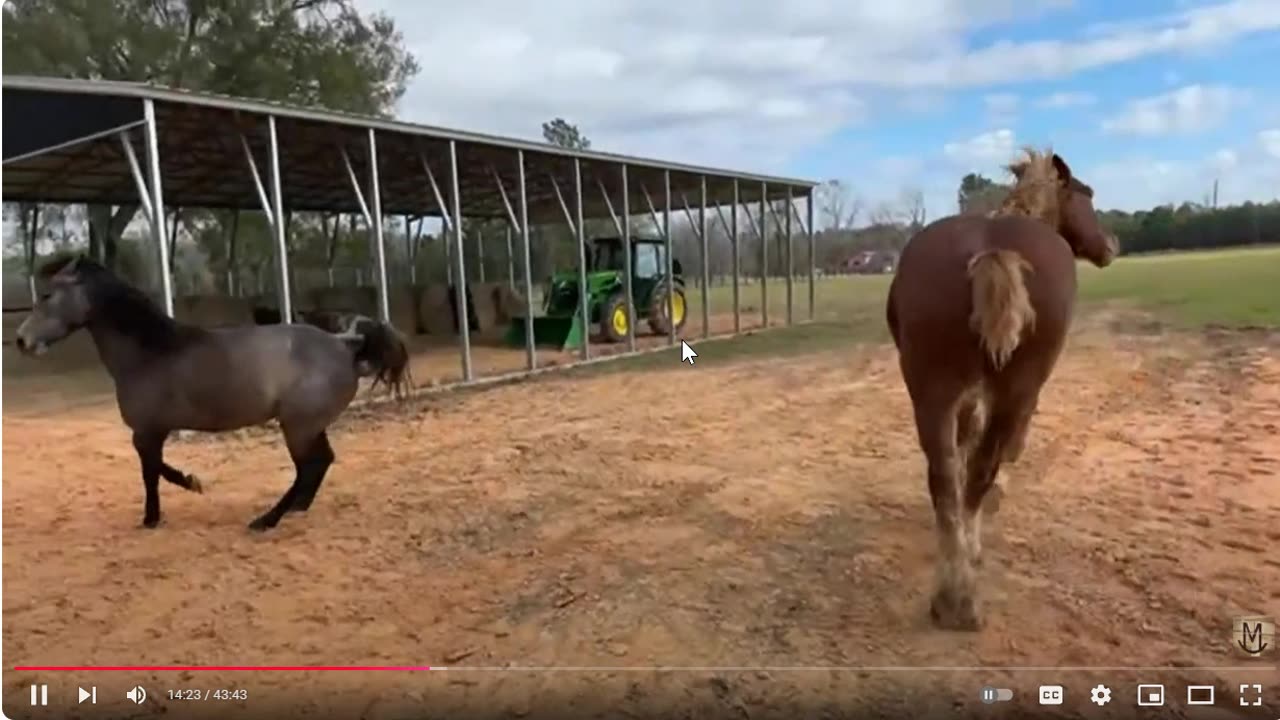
[{"x1": 13, "y1": 666, "x2": 434, "y2": 672}]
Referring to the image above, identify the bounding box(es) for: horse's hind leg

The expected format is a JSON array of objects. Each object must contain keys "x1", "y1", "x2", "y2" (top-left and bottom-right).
[
  {"x1": 247, "y1": 429, "x2": 316, "y2": 531},
  {"x1": 289, "y1": 432, "x2": 335, "y2": 513},
  {"x1": 963, "y1": 393, "x2": 1034, "y2": 566},
  {"x1": 913, "y1": 393, "x2": 980, "y2": 631}
]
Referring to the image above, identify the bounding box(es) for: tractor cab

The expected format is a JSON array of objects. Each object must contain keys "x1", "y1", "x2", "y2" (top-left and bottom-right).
[{"x1": 587, "y1": 236, "x2": 682, "y2": 278}]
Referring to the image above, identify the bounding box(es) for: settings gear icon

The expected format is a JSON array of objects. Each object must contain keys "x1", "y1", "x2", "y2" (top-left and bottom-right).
[{"x1": 1090, "y1": 684, "x2": 1112, "y2": 706}]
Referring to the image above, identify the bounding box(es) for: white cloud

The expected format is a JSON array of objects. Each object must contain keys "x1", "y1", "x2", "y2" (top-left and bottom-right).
[
  {"x1": 1260, "y1": 129, "x2": 1280, "y2": 160},
  {"x1": 1089, "y1": 147, "x2": 1280, "y2": 211},
  {"x1": 357, "y1": 0, "x2": 1280, "y2": 174},
  {"x1": 943, "y1": 128, "x2": 1018, "y2": 173},
  {"x1": 1101, "y1": 85, "x2": 1250, "y2": 136},
  {"x1": 1036, "y1": 91, "x2": 1096, "y2": 108}
]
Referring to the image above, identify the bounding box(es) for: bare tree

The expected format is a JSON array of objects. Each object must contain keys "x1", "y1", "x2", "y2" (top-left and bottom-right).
[
  {"x1": 816, "y1": 179, "x2": 862, "y2": 231},
  {"x1": 899, "y1": 187, "x2": 926, "y2": 231}
]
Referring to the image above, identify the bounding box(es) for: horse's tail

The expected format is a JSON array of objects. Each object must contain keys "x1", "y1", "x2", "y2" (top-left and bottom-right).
[
  {"x1": 967, "y1": 249, "x2": 1036, "y2": 370},
  {"x1": 344, "y1": 318, "x2": 414, "y2": 400}
]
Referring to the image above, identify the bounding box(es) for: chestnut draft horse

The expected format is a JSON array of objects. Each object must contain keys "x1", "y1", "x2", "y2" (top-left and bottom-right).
[{"x1": 886, "y1": 149, "x2": 1118, "y2": 630}]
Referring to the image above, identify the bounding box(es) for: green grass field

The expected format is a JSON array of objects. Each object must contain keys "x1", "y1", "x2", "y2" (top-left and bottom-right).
[{"x1": 594, "y1": 244, "x2": 1280, "y2": 374}]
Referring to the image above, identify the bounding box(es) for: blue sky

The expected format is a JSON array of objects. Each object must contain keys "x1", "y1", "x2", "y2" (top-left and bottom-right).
[
  {"x1": 782, "y1": 1, "x2": 1280, "y2": 217},
  {"x1": 373, "y1": 0, "x2": 1280, "y2": 223}
]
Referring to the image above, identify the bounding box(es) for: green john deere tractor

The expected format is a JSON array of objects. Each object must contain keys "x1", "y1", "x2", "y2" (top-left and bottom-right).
[{"x1": 504, "y1": 236, "x2": 688, "y2": 351}]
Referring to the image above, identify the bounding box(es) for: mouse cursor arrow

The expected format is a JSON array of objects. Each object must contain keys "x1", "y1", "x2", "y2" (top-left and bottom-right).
[{"x1": 680, "y1": 340, "x2": 698, "y2": 365}]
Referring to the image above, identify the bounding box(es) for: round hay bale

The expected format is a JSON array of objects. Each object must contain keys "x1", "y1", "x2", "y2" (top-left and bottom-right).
[{"x1": 418, "y1": 284, "x2": 454, "y2": 336}]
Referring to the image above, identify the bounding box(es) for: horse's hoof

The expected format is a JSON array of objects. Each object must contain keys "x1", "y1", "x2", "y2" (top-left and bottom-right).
[
  {"x1": 930, "y1": 590, "x2": 983, "y2": 631},
  {"x1": 247, "y1": 516, "x2": 277, "y2": 532},
  {"x1": 187, "y1": 475, "x2": 204, "y2": 494},
  {"x1": 983, "y1": 485, "x2": 1004, "y2": 516}
]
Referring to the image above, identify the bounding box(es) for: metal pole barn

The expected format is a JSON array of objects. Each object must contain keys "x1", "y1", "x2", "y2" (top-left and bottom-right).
[
  {"x1": 368, "y1": 129, "x2": 390, "y2": 323},
  {"x1": 621, "y1": 164, "x2": 636, "y2": 352},
  {"x1": 518, "y1": 150, "x2": 536, "y2": 370},
  {"x1": 573, "y1": 158, "x2": 589, "y2": 360},
  {"x1": 447, "y1": 140, "x2": 472, "y2": 380},
  {"x1": 143, "y1": 99, "x2": 174, "y2": 317}
]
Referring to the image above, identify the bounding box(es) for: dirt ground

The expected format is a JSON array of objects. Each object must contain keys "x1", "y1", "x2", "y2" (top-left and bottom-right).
[{"x1": 2, "y1": 311, "x2": 1278, "y2": 719}]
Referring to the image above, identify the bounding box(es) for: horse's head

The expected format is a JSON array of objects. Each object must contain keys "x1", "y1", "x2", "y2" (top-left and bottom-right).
[
  {"x1": 1007, "y1": 150, "x2": 1118, "y2": 268},
  {"x1": 15, "y1": 254, "x2": 96, "y2": 356}
]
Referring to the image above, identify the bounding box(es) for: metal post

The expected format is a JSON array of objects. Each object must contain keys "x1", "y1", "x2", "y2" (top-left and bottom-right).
[
  {"x1": 732, "y1": 180, "x2": 741, "y2": 333},
  {"x1": 447, "y1": 140, "x2": 472, "y2": 380},
  {"x1": 263, "y1": 116, "x2": 291, "y2": 323},
  {"x1": 663, "y1": 170, "x2": 675, "y2": 346},
  {"x1": 367, "y1": 129, "x2": 390, "y2": 323},
  {"x1": 621, "y1": 164, "x2": 636, "y2": 352},
  {"x1": 477, "y1": 227, "x2": 487, "y2": 283},
  {"x1": 142, "y1": 99, "x2": 174, "y2": 317},
  {"x1": 573, "y1": 159, "x2": 589, "y2": 360},
  {"x1": 807, "y1": 189, "x2": 816, "y2": 321},
  {"x1": 518, "y1": 151, "x2": 536, "y2": 370},
  {"x1": 785, "y1": 186, "x2": 794, "y2": 326},
  {"x1": 699, "y1": 176, "x2": 709, "y2": 338},
  {"x1": 506, "y1": 225, "x2": 515, "y2": 291},
  {"x1": 759, "y1": 182, "x2": 768, "y2": 328}
]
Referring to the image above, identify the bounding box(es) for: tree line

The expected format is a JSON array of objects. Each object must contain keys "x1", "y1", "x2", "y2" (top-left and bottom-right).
[{"x1": 802, "y1": 170, "x2": 1280, "y2": 273}]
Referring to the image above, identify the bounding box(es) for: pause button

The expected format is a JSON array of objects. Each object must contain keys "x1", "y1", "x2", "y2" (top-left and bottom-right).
[{"x1": 980, "y1": 686, "x2": 1013, "y2": 703}]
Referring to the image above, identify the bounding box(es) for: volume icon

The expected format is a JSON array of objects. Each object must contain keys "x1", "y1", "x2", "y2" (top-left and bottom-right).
[{"x1": 125, "y1": 685, "x2": 147, "y2": 704}]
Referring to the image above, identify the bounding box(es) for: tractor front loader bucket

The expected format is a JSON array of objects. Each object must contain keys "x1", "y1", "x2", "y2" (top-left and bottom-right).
[{"x1": 504, "y1": 314, "x2": 586, "y2": 352}]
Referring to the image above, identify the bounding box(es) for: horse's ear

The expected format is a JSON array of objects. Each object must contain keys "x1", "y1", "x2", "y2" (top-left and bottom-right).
[{"x1": 1051, "y1": 153, "x2": 1073, "y2": 186}]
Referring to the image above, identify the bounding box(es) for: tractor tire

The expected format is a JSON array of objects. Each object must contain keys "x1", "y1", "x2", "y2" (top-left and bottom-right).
[
  {"x1": 601, "y1": 291, "x2": 631, "y2": 344},
  {"x1": 647, "y1": 283, "x2": 688, "y2": 337}
]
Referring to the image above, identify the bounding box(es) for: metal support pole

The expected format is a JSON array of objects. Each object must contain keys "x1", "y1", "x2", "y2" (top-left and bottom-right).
[
  {"x1": 549, "y1": 173, "x2": 577, "y2": 237},
  {"x1": 505, "y1": 225, "x2": 515, "y2": 291},
  {"x1": 759, "y1": 182, "x2": 768, "y2": 328},
  {"x1": 448, "y1": 140, "x2": 472, "y2": 380},
  {"x1": 143, "y1": 99, "x2": 174, "y2": 317},
  {"x1": 23, "y1": 205, "x2": 39, "y2": 304},
  {"x1": 265, "y1": 116, "x2": 291, "y2": 323},
  {"x1": 663, "y1": 169, "x2": 675, "y2": 346},
  {"x1": 597, "y1": 179, "x2": 623, "y2": 236},
  {"x1": 477, "y1": 227, "x2": 486, "y2": 283},
  {"x1": 621, "y1": 165, "x2": 636, "y2": 352},
  {"x1": 807, "y1": 190, "x2": 816, "y2": 320},
  {"x1": 574, "y1": 158, "x2": 589, "y2": 360},
  {"x1": 785, "y1": 187, "x2": 794, "y2": 326},
  {"x1": 731, "y1": 181, "x2": 741, "y2": 333},
  {"x1": 368, "y1": 129, "x2": 390, "y2": 323},
  {"x1": 699, "y1": 176, "x2": 709, "y2": 338},
  {"x1": 518, "y1": 150, "x2": 536, "y2": 369},
  {"x1": 119, "y1": 133, "x2": 154, "y2": 225}
]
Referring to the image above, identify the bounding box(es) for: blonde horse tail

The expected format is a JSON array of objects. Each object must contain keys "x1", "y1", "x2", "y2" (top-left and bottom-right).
[{"x1": 967, "y1": 249, "x2": 1035, "y2": 370}]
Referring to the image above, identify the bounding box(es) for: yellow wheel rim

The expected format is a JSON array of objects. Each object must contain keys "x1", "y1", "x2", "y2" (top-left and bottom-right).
[
  {"x1": 611, "y1": 306, "x2": 628, "y2": 336},
  {"x1": 671, "y1": 292, "x2": 685, "y2": 325}
]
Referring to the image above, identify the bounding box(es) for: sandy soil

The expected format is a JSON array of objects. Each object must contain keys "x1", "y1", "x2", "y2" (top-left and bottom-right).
[{"x1": 2, "y1": 313, "x2": 1278, "y2": 719}]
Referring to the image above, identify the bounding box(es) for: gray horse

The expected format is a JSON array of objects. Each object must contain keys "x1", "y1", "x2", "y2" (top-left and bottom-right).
[{"x1": 14, "y1": 254, "x2": 403, "y2": 531}]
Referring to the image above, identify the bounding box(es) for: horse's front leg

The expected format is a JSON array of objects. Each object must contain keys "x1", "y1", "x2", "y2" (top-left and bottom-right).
[
  {"x1": 160, "y1": 461, "x2": 204, "y2": 493},
  {"x1": 131, "y1": 430, "x2": 166, "y2": 528}
]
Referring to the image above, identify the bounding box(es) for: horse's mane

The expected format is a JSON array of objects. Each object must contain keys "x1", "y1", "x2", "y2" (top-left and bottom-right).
[
  {"x1": 38, "y1": 254, "x2": 202, "y2": 353},
  {"x1": 991, "y1": 147, "x2": 1061, "y2": 225}
]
